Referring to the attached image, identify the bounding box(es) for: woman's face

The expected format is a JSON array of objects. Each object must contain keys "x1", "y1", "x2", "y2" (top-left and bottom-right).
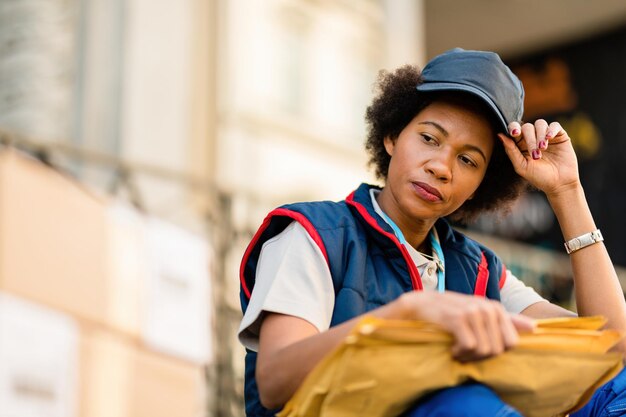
[{"x1": 380, "y1": 99, "x2": 495, "y2": 227}]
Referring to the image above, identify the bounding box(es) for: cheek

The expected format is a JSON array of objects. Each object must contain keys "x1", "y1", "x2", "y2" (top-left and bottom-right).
[
  {"x1": 387, "y1": 152, "x2": 407, "y2": 177},
  {"x1": 472, "y1": 173, "x2": 487, "y2": 190},
  {"x1": 460, "y1": 171, "x2": 487, "y2": 199}
]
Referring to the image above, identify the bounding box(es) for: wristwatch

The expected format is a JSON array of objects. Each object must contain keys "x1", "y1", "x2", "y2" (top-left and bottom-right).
[{"x1": 564, "y1": 229, "x2": 603, "y2": 254}]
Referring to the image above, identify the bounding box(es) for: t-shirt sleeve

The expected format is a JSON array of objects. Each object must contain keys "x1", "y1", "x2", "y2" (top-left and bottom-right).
[
  {"x1": 500, "y1": 269, "x2": 547, "y2": 314},
  {"x1": 238, "y1": 221, "x2": 335, "y2": 352}
]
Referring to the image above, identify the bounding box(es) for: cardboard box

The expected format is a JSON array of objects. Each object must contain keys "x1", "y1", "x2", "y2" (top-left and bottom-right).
[
  {"x1": 79, "y1": 325, "x2": 206, "y2": 417},
  {"x1": 142, "y1": 217, "x2": 212, "y2": 364},
  {"x1": 106, "y1": 203, "x2": 144, "y2": 337},
  {"x1": 0, "y1": 292, "x2": 80, "y2": 417},
  {"x1": 0, "y1": 151, "x2": 212, "y2": 365},
  {"x1": 0, "y1": 290, "x2": 206, "y2": 417},
  {"x1": 0, "y1": 151, "x2": 109, "y2": 323},
  {"x1": 107, "y1": 204, "x2": 212, "y2": 364}
]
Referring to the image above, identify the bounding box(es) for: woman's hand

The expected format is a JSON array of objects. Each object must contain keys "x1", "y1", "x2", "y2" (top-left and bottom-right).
[
  {"x1": 398, "y1": 291, "x2": 535, "y2": 362},
  {"x1": 498, "y1": 120, "x2": 580, "y2": 197}
]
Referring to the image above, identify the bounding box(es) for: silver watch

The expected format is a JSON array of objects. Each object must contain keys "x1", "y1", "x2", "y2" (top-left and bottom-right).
[{"x1": 564, "y1": 229, "x2": 603, "y2": 254}]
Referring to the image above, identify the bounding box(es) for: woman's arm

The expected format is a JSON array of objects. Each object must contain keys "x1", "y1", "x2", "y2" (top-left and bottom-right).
[
  {"x1": 257, "y1": 291, "x2": 534, "y2": 408},
  {"x1": 548, "y1": 184, "x2": 626, "y2": 346},
  {"x1": 500, "y1": 121, "x2": 626, "y2": 351},
  {"x1": 257, "y1": 302, "x2": 404, "y2": 409},
  {"x1": 521, "y1": 300, "x2": 576, "y2": 319}
]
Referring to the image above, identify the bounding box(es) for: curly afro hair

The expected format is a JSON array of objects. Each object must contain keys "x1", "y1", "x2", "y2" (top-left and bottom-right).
[{"x1": 364, "y1": 65, "x2": 527, "y2": 223}]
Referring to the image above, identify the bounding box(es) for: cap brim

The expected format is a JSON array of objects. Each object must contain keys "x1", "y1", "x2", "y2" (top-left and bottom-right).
[{"x1": 416, "y1": 82, "x2": 509, "y2": 134}]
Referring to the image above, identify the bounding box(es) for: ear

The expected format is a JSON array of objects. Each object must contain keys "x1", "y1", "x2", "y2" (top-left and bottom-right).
[{"x1": 383, "y1": 136, "x2": 395, "y2": 156}]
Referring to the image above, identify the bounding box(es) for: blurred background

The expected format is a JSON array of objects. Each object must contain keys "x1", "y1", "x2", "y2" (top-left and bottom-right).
[{"x1": 2, "y1": 0, "x2": 626, "y2": 416}]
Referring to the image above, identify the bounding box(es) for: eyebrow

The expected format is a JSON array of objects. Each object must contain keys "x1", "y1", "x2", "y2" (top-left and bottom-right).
[
  {"x1": 418, "y1": 121, "x2": 488, "y2": 163},
  {"x1": 418, "y1": 121, "x2": 448, "y2": 137},
  {"x1": 464, "y1": 144, "x2": 488, "y2": 163}
]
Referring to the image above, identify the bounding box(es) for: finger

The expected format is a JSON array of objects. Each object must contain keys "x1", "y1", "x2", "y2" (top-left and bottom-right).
[
  {"x1": 546, "y1": 121, "x2": 567, "y2": 143},
  {"x1": 483, "y1": 303, "x2": 505, "y2": 354},
  {"x1": 521, "y1": 122, "x2": 541, "y2": 160},
  {"x1": 450, "y1": 318, "x2": 478, "y2": 360},
  {"x1": 498, "y1": 133, "x2": 528, "y2": 174},
  {"x1": 499, "y1": 312, "x2": 520, "y2": 350},
  {"x1": 508, "y1": 121, "x2": 522, "y2": 139},
  {"x1": 511, "y1": 314, "x2": 536, "y2": 333},
  {"x1": 465, "y1": 308, "x2": 493, "y2": 358},
  {"x1": 535, "y1": 119, "x2": 549, "y2": 151}
]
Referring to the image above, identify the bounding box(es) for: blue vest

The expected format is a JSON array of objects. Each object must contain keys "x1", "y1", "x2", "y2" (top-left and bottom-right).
[{"x1": 239, "y1": 183, "x2": 505, "y2": 416}]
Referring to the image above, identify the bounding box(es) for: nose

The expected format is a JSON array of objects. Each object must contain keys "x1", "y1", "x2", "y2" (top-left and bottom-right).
[{"x1": 424, "y1": 151, "x2": 453, "y2": 182}]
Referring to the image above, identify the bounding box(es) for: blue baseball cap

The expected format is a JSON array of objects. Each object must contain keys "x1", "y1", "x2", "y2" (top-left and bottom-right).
[{"x1": 416, "y1": 48, "x2": 524, "y2": 133}]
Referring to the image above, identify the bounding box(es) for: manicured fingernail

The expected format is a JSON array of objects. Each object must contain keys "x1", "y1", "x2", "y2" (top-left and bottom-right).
[
  {"x1": 545, "y1": 131, "x2": 552, "y2": 139},
  {"x1": 538, "y1": 140, "x2": 546, "y2": 149},
  {"x1": 532, "y1": 149, "x2": 541, "y2": 160},
  {"x1": 511, "y1": 128, "x2": 520, "y2": 136}
]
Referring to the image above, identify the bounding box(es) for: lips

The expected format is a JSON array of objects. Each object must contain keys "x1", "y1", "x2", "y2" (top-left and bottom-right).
[{"x1": 412, "y1": 181, "x2": 443, "y2": 202}]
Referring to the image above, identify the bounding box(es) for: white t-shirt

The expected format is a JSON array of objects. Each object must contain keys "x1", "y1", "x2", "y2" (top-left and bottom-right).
[{"x1": 239, "y1": 194, "x2": 546, "y2": 351}]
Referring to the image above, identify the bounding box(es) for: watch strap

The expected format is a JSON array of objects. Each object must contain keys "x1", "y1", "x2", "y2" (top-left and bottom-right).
[{"x1": 564, "y1": 229, "x2": 603, "y2": 254}]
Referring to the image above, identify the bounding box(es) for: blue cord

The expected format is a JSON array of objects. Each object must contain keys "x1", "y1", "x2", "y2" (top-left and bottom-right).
[{"x1": 378, "y1": 211, "x2": 446, "y2": 293}]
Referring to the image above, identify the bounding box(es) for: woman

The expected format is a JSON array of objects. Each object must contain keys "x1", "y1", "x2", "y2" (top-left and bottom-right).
[{"x1": 238, "y1": 48, "x2": 626, "y2": 416}]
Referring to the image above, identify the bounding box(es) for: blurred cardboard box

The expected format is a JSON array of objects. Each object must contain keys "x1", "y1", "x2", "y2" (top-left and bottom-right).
[
  {"x1": 0, "y1": 291, "x2": 205, "y2": 417},
  {"x1": 79, "y1": 324, "x2": 206, "y2": 417},
  {"x1": 106, "y1": 203, "x2": 144, "y2": 337},
  {"x1": 142, "y1": 216, "x2": 212, "y2": 364},
  {"x1": 0, "y1": 150, "x2": 109, "y2": 323},
  {"x1": 0, "y1": 150, "x2": 212, "y2": 366},
  {"x1": 107, "y1": 204, "x2": 212, "y2": 365},
  {"x1": 0, "y1": 292, "x2": 80, "y2": 417}
]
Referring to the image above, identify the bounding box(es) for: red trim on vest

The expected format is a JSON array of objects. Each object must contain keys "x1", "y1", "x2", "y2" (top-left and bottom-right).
[
  {"x1": 239, "y1": 208, "x2": 330, "y2": 300},
  {"x1": 499, "y1": 263, "x2": 507, "y2": 290},
  {"x1": 345, "y1": 191, "x2": 423, "y2": 291},
  {"x1": 474, "y1": 252, "x2": 489, "y2": 297}
]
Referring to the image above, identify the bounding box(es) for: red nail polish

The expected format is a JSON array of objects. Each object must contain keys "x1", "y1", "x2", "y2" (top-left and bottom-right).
[
  {"x1": 532, "y1": 149, "x2": 541, "y2": 160},
  {"x1": 511, "y1": 129, "x2": 520, "y2": 136},
  {"x1": 538, "y1": 140, "x2": 546, "y2": 149}
]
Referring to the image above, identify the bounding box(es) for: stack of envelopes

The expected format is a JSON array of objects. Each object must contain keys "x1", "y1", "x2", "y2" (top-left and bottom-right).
[{"x1": 279, "y1": 316, "x2": 624, "y2": 417}]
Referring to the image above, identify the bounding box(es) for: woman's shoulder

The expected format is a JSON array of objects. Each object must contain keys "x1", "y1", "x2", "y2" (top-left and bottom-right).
[{"x1": 279, "y1": 198, "x2": 355, "y2": 226}]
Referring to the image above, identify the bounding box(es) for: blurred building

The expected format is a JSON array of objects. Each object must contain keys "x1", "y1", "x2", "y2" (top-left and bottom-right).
[{"x1": 2, "y1": 0, "x2": 626, "y2": 416}]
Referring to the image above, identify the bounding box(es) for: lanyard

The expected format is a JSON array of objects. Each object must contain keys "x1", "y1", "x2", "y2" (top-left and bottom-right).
[
  {"x1": 429, "y1": 231, "x2": 446, "y2": 293},
  {"x1": 378, "y1": 211, "x2": 446, "y2": 293}
]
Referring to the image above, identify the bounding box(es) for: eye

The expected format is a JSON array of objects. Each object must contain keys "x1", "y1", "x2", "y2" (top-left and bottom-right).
[
  {"x1": 420, "y1": 134, "x2": 438, "y2": 145},
  {"x1": 459, "y1": 155, "x2": 478, "y2": 167}
]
